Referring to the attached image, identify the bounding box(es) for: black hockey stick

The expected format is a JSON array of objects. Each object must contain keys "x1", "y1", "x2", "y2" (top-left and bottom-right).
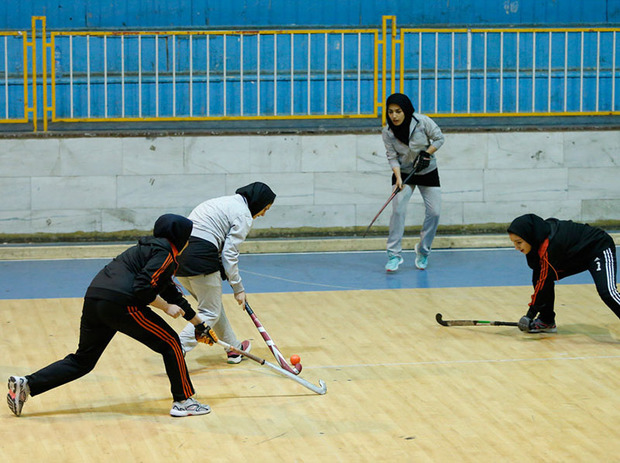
[
  {"x1": 435, "y1": 313, "x2": 518, "y2": 327},
  {"x1": 362, "y1": 159, "x2": 420, "y2": 238}
]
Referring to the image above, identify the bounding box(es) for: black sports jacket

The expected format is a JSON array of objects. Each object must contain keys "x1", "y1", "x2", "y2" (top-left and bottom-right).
[
  {"x1": 521, "y1": 218, "x2": 612, "y2": 317},
  {"x1": 85, "y1": 236, "x2": 197, "y2": 321}
]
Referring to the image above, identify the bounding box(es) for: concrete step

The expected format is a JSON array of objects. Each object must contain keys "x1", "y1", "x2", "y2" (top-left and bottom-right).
[
  {"x1": 1, "y1": 233, "x2": 618, "y2": 260},
  {"x1": 0, "y1": 234, "x2": 519, "y2": 260}
]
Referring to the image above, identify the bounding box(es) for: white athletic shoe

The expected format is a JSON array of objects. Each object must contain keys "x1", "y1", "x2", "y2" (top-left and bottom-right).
[
  {"x1": 7, "y1": 376, "x2": 30, "y2": 417},
  {"x1": 170, "y1": 397, "x2": 211, "y2": 417}
]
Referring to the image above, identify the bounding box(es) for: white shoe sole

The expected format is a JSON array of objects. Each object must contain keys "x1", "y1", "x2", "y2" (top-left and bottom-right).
[{"x1": 170, "y1": 404, "x2": 211, "y2": 417}]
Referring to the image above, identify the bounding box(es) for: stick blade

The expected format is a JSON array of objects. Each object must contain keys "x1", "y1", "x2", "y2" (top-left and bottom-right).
[
  {"x1": 435, "y1": 313, "x2": 450, "y2": 326},
  {"x1": 435, "y1": 313, "x2": 518, "y2": 327}
]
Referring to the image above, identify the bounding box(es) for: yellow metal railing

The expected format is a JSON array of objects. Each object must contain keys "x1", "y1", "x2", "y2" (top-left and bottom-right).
[
  {"x1": 392, "y1": 25, "x2": 620, "y2": 118},
  {"x1": 8, "y1": 16, "x2": 620, "y2": 131},
  {"x1": 46, "y1": 27, "x2": 380, "y2": 125}
]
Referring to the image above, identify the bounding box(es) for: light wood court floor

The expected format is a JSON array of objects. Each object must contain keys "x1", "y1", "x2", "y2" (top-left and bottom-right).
[{"x1": 1, "y1": 286, "x2": 619, "y2": 462}]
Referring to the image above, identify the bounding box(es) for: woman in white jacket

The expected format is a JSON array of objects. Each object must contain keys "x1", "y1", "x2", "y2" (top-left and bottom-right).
[
  {"x1": 382, "y1": 93, "x2": 445, "y2": 272},
  {"x1": 176, "y1": 182, "x2": 276, "y2": 363}
]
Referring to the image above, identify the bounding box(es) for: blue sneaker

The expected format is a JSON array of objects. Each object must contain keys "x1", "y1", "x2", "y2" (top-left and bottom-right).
[
  {"x1": 385, "y1": 254, "x2": 404, "y2": 272},
  {"x1": 414, "y1": 243, "x2": 428, "y2": 270}
]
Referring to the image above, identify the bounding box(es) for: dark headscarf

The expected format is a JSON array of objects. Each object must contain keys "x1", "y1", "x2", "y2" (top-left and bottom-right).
[
  {"x1": 386, "y1": 93, "x2": 415, "y2": 146},
  {"x1": 153, "y1": 213, "x2": 193, "y2": 251},
  {"x1": 507, "y1": 214, "x2": 551, "y2": 250},
  {"x1": 236, "y1": 182, "x2": 276, "y2": 217},
  {"x1": 507, "y1": 214, "x2": 552, "y2": 268}
]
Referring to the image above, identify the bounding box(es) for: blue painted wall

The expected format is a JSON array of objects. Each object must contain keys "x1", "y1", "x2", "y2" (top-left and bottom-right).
[{"x1": 2, "y1": 0, "x2": 620, "y2": 31}]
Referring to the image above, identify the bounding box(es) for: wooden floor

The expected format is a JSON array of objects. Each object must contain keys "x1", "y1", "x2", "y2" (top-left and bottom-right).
[{"x1": 1, "y1": 286, "x2": 619, "y2": 462}]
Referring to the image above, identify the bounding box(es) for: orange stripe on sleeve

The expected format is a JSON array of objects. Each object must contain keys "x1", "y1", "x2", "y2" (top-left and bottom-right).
[
  {"x1": 529, "y1": 239, "x2": 550, "y2": 307},
  {"x1": 150, "y1": 254, "x2": 174, "y2": 287}
]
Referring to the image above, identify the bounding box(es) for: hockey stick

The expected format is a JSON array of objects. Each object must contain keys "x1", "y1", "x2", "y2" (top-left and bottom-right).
[
  {"x1": 244, "y1": 301, "x2": 302, "y2": 375},
  {"x1": 435, "y1": 313, "x2": 519, "y2": 327},
  {"x1": 362, "y1": 165, "x2": 419, "y2": 238},
  {"x1": 216, "y1": 339, "x2": 327, "y2": 395}
]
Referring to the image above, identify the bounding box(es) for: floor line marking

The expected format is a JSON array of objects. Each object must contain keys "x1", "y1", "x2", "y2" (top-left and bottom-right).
[
  {"x1": 240, "y1": 269, "x2": 358, "y2": 290},
  {"x1": 295, "y1": 354, "x2": 620, "y2": 370}
]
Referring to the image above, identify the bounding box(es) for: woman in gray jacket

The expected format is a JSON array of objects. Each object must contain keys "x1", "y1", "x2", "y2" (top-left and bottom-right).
[
  {"x1": 176, "y1": 182, "x2": 276, "y2": 363},
  {"x1": 382, "y1": 93, "x2": 445, "y2": 272}
]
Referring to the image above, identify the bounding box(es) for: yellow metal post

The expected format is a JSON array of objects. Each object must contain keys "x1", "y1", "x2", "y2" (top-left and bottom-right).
[
  {"x1": 22, "y1": 30, "x2": 30, "y2": 125},
  {"x1": 27, "y1": 16, "x2": 50, "y2": 131},
  {"x1": 379, "y1": 16, "x2": 397, "y2": 124},
  {"x1": 378, "y1": 16, "x2": 402, "y2": 124},
  {"x1": 27, "y1": 17, "x2": 39, "y2": 131},
  {"x1": 390, "y1": 17, "x2": 396, "y2": 94},
  {"x1": 38, "y1": 17, "x2": 50, "y2": 132}
]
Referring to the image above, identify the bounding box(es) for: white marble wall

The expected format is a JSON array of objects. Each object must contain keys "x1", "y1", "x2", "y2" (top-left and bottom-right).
[{"x1": 0, "y1": 130, "x2": 618, "y2": 235}]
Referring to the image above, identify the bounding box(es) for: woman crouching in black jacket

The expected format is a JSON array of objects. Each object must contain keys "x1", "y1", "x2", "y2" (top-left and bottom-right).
[{"x1": 508, "y1": 213, "x2": 620, "y2": 333}]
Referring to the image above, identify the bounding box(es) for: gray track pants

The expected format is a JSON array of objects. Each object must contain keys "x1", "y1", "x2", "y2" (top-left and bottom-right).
[
  {"x1": 177, "y1": 272, "x2": 242, "y2": 354},
  {"x1": 386, "y1": 184, "x2": 441, "y2": 257}
]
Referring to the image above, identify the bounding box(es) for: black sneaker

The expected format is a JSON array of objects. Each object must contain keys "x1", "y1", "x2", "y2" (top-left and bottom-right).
[{"x1": 528, "y1": 318, "x2": 557, "y2": 333}]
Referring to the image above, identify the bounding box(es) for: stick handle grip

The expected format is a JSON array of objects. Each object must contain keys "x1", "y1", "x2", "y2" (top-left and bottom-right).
[
  {"x1": 401, "y1": 168, "x2": 416, "y2": 184},
  {"x1": 244, "y1": 301, "x2": 254, "y2": 315}
]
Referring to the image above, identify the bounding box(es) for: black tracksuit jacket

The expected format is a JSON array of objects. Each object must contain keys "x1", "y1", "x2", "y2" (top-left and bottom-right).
[
  {"x1": 85, "y1": 236, "x2": 196, "y2": 321},
  {"x1": 527, "y1": 219, "x2": 613, "y2": 317}
]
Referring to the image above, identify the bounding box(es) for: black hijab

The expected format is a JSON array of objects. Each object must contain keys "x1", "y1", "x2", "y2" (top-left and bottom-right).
[
  {"x1": 236, "y1": 182, "x2": 276, "y2": 217},
  {"x1": 507, "y1": 214, "x2": 551, "y2": 267},
  {"x1": 153, "y1": 213, "x2": 193, "y2": 251},
  {"x1": 386, "y1": 93, "x2": 415, "y2": 146}
]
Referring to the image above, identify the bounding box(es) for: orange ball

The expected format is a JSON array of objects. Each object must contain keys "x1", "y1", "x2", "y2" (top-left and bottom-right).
[{"x1": 290, "y1": 354, "x2": 301, "y2": 365}]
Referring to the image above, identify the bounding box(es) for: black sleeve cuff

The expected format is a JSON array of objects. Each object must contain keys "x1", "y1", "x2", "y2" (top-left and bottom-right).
[{"x1": 179, "y1": 299, "x2": 197, "y2": 321}]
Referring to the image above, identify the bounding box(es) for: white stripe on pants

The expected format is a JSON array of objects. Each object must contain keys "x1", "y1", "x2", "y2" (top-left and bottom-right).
[
  {"x1": 588, "y1": 247, "x2": 620, "y2": 319},
  {"x1": 177, "y1": 272, "x2": 241, "y2": 354},
  {"x1": 386, "y1": 184, "x2": 441, "y2": 257}
]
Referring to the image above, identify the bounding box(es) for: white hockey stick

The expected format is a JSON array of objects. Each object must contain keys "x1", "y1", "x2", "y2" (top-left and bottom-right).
[{"x1": 217, "y1": 339, "x2": 327, "y2": 395}]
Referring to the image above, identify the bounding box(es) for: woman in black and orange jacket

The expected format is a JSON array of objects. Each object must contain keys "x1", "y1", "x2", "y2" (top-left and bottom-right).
[
  {"x1": 8, "y1": 214, "x2": 215, "y2": 418},
  {"x1": 507, "y1": 213, "x2": 620, "y2": 333}
]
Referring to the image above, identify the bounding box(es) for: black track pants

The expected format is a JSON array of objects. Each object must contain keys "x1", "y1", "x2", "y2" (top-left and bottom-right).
[
  {"x1": 589, "y1": 246, "x2": 620, "y2": 319},
  {"x1": 27, "y1": 298, "x2": 195, "y2": 402}
]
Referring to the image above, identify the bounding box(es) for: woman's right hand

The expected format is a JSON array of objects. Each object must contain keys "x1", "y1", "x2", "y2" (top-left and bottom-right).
[
  {"x1": 234, "y1": 291, "x2": 247, "y2": 306},
  {"x1": 164, "y1": 304, "x2": 184, "y2": 319}
]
